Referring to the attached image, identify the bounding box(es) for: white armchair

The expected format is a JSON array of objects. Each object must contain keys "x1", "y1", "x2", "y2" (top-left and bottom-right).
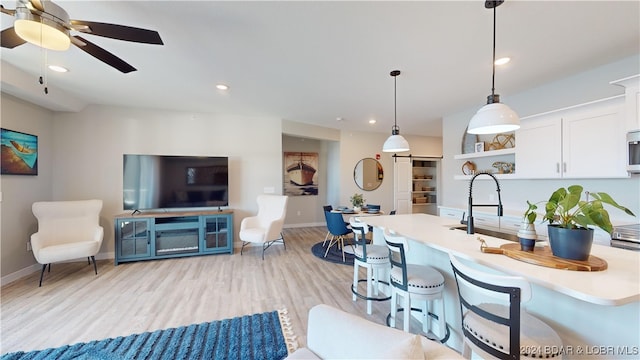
[
  {"x1": 31, "y1": 199, "x2": 104, "y2": 286},
  {"x1": 239, "y1": 195, "x2": 288, "y2": 259}
]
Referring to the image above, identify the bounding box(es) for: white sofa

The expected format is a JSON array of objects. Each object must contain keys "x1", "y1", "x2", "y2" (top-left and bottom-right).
[{"x1": 287, "y1": 304, "x2": 463, "y2": 360}]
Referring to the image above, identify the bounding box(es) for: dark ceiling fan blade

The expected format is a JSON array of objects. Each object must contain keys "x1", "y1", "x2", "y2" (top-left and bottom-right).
[
  {"x1": 1, "y1": 27, "x2": 27, "y2": 48},
  {"x1": 70, "y1": 20, "x2": 163, "y2": 45},
  {"x1": 72, "y1": 35, "x2": 137, "y2": 73}
]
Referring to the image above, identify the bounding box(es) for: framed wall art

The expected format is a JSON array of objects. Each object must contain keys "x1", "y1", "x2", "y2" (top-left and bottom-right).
[
  {"x1": 283, "y1": 152, "x2": 318, "y2": 196},
  {"x1": 1, "y1": 128, "x2": 38, "y2": 175}
]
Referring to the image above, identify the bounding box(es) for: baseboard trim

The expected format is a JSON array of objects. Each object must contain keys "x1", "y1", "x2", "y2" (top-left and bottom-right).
[
  {"x1": 284, "y1": 222, "x2": 324, "y2": 228},
  {"x1": 1, "y1": 251, "x2": 115, "y2": 286},
  {"x1": 1, "y1": 264, "x2": 40, "y2": 287}
]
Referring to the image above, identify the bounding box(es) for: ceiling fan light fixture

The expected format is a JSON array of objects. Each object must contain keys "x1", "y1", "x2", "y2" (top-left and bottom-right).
[
  {"x1": 14, "y1": 7, "x2": 70, "y2": 51},
  {"x1": 382, "y1": 70, "x2": 410, "y2": 153}
]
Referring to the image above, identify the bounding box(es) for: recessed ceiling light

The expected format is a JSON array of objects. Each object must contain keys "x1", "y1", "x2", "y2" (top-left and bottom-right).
[
  {"x1": 216, "y1": 84, "x2": 229, "y2": 90},
  {"x1": 48, "y1": 65, "x2": 68, "y2": 73},
  {"x1": 369, "y1": 119, "x2": 377, "y2": 124},
  {"x1": 336, "y1": 117, "x2": 344, "y2": 121},
  {"x1": 495, "y1": 57, "x2": 511, "y2": 66}
]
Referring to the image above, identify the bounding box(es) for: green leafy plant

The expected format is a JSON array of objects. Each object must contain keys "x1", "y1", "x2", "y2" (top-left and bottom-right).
[
  {"x1": 523, "y1": 200, "x2": 539, "y2": 224},
  {"x1": 543, "y1": 185, "x2": 635, "y2": 233},
  {"x1": 350, "y1": 193, "x2": 364, "y2": 208}
]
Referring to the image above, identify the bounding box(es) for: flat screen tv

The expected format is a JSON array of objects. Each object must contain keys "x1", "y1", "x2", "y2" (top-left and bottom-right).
[{"x1": 123, "y1": 154, "x2": 229, "y2": 211}]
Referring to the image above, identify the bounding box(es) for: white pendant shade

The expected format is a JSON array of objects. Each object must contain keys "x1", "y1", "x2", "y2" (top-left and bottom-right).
[
  {"x1": 382, "y1": 134, "x2": 410, "y2": 153},
  {"x1": 467, "y1": 102, "x2": 520, "y2": 135}
]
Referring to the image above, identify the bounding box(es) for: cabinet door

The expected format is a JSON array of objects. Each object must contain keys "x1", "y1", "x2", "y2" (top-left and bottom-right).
[
  {"x1": 116, "y1": 219, "x2": 151, "y2": 262},
  {"x1": 563, "y1": 98, "x2": 627, "y2": 178},
  {"x1": 201, "y1": 215, "x2": 233, "y2": 253},
  {"x1": 439, "y1": 207, "x2": 465, "y2": 222},
  {"x1": 516, "y1": 115, "x2": 562, "y2": 178},
  {"x1": 393, "y1": 157, "x2": 412, "y2": 214}
]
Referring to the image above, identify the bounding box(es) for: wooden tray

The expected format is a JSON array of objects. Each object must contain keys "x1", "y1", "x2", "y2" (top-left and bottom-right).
[{"x1": 482, "y1": 243, "x2": 607, "y2": 271}]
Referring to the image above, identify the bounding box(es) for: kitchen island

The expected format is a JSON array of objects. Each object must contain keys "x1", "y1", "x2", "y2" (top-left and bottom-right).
[{"x1": 364, "y1": 213, "x2": 640, "y2": 359}]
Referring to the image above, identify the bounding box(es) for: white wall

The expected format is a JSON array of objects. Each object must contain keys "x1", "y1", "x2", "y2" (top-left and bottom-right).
[
  {"x1": 338, "y1": 131, "x2": 443, "y2": 214},
  {"x1": 0, "y1": 94, "x2": 54, "y2": 280},
  {"x1": 441, "y1": 55, "x2": 640, "y2": 223},
  {"x1": 47, "y1": 105, "x2": 284, "y2": 256},
  {"x1": 282, "y1": 135, "x2": 328, "y2": 226}
]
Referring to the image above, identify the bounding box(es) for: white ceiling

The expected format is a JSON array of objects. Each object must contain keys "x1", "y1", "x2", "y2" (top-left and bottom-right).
[{"x1": 1, "y1": 0, "x2": 639, "y2": 137}]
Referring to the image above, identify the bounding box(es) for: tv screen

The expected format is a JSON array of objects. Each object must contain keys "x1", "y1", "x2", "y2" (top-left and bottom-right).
[{"x1": 123, "y1": 154, "x2": 229, "y2": 210}]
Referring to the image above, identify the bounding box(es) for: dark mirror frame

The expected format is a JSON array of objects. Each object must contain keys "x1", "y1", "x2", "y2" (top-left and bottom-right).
[{"x1": 354, "y1": 158, "x2": 383, "y2": 191}]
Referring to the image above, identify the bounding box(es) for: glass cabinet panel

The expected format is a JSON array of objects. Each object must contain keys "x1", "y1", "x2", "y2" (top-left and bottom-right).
[
  {"x1": 118, "y1": 219, "x2": 151, "y2": 259},
  {"x1": 203, "y1": 216, "x2": 229, "y2": 251}
]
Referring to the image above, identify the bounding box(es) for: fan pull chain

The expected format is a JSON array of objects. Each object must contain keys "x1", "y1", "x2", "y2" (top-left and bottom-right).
[{"x1": 37, "y1": 17, "x2": 49, "y2": 94}]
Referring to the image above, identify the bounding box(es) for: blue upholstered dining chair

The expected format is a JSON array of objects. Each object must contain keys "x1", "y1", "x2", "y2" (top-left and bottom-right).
[
  {"x1": 324, "y1": 210, "x2": 353, "y2": 262},
  {"x1": 322, "y1": 205, "x2": 334, "y2": 246}
]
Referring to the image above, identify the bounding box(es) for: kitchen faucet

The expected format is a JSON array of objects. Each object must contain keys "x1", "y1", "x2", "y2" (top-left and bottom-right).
[{"x1": 463, "y1": 171, "x2": 503, "y2": 234}]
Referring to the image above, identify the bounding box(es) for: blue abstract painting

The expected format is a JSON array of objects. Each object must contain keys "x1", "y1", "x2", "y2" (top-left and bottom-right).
[{"x1": 1, "y1": 128, "x2": 38, "y2": 175}]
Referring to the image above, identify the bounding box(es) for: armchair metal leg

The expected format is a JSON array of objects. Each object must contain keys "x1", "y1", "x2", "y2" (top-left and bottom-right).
[
  {"x1": 38, "y1": 264, "x2": 48, "y2": 287},
  {"x1": 87, "y1": 257, "x2": 91, "y2": 265},
  {"x1": 91, "y1": 256, "x2": 98, "y2": 275}
]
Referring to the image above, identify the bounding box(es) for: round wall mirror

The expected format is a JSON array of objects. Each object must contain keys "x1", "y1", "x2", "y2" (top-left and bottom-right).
[{"x1": 354, "y1": 158, "x2": 383, "y2": 191}]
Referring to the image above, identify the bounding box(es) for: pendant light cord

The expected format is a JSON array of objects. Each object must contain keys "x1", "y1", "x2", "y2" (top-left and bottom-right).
[
  {"x1": 394, "y1": 75, "x2": 397, "y2": 128},
  {"x1": 491, "y1": 5, "x2": 496, "y2": 97}
]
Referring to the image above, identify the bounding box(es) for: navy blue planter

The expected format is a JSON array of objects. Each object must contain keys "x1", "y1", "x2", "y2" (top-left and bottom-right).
[
  {"x1": 547, "y1": 225, "x2": 594, "y2": 261},
  {"x1": 519, "y1": 237, "x2": 536, "y2": 252}
]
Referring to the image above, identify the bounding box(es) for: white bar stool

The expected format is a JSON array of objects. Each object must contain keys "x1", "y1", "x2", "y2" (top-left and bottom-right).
[
  {"x1": 450, "y1": 253, "x2": 563, "y2": 359},
  {"x1": 349, "y1": 217, "x2": 391, "y2": 314},
  {"x1": 384, "y1": 229, "x2": 448, "y2": 342}
]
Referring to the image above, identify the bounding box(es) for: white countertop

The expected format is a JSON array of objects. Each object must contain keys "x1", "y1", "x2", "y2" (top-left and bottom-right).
[{"x1": 363, "y1": 213, "x2": 640, "y2": 306}]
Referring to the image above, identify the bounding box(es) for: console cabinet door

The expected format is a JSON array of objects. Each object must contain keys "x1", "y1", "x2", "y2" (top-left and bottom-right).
[
  {"x1": 201, "y1": 214, "x2": 234, "y2": 254},
  {"x1": 115, "y1": 218, "x2": 152, "y2": 263}
]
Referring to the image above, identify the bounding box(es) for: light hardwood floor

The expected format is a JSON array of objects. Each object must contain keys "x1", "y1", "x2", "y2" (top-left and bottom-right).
[{"x1": 0, "y1": 226, "x2": 393, "y2": 354}]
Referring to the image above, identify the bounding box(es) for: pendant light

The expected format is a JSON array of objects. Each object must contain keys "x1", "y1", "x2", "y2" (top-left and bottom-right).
[
  {"x1": 467, "y1": 0, "x2": 519, "y2": 135},
  {"x1": 382, "y1": 70, "x2": 410, "y2": 153}
]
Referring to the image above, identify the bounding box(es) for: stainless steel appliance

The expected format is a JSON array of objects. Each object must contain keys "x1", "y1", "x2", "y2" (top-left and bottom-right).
[
  {"x1": 628, "y1": 129, "x2": 640, "y2": 173},
  {"x1": 611, "y1": 224, "x2": 640, "y2": 250}
]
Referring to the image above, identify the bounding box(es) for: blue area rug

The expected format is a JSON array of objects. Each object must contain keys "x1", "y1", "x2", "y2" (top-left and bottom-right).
[
  {"x1": 311, "y1": 241, "x2": 355, "y2": 265},
  {"x1": 2, "y1": 309, "x2": 298, "y2": 360}
]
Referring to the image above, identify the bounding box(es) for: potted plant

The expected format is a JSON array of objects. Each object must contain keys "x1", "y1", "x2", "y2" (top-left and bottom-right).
[
  {"x1": 350, "y1": 193, "x2": 365, "y2": 212},
  {"x1": 517, "y1": 201, "x2": 538, "y2": 251},
  {"x1": 543, "y1": 185, "x2": 635, "y2": 261}
]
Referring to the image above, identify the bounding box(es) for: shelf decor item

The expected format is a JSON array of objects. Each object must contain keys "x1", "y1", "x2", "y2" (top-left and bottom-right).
[
  {"x1": 474, "y1": 142, "x2": 485, "y2": 153},
  {"x1": 543, "y1": 185, "x2": 635, "y2": 260},
  {"x1": 487, "y1": 133, "x2": 515, "y2": 150},
  {"x1": 517, "y1": 201, "x2": 538, "y2": 251}
]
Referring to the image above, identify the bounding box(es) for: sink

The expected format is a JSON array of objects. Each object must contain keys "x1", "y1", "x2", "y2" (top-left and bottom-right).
[{"x1": 449, "y1": 225, "x2": 519, "y2": 242}]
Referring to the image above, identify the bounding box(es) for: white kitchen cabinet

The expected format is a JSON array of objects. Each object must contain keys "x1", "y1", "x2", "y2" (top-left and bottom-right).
[
  {"x1": 439, "y1": 206, "x2": 465, "y2": 222},
  {"x1": 610, "y1": 74, "x2": 640, "y2": 131},
  {"x1": 394, "y1": 156, "x2": 440, "y2": 215},
  {"x1": 439, "y1": 206, "x2": 500, "y2": 231},
  {"x1": 516, "y1": 95, "x2": 628, "y2": 179}
]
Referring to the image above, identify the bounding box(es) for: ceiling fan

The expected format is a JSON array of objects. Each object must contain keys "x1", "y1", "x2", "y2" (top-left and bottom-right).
[{"x1": 0, "y1": 0, "x2": 163, "y2": 73}]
